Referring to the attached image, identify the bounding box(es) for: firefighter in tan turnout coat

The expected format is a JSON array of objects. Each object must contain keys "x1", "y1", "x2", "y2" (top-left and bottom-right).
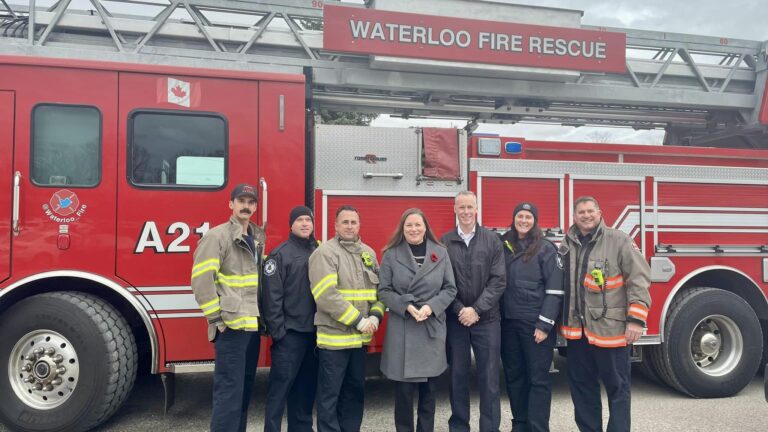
[
  {"x1": 559, "y1": 196, "x2": 651, "y2": 432},
  {"x1": 190, "y1": 183, "x2": 264, "y2": 432},
  {"x1": 309, "y1": 205, "x2": 385, "y2": 432}
]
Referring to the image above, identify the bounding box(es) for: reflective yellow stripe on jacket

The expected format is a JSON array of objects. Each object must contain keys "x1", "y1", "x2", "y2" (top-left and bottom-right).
[
  {"x1": 317, "y1": 332, "x2": 373, "y2": 348},
  {"x1": 217, "y1": 272, "x2": 259, "y2": 288},
  {"x1": 337, "y1": 304, "x2": 361, "y2": 326},
  {"x1": 312, "y1": 273, "x2": 338, "y2": 299},
  {"x1": 191, "y1": 258, "x2": 220, "y2": 279},
  {"x1": 199, "y1": 297, "x2": 221, "y2": 317},
  {"x1": 225, "y1": 316, "x2": 259, "y2": 330},
  {"x1": 369, "y1": 302, "x2": 385, "y2": 316},
  {"x1": 337, "y1": 289, "x2": 377, "y2": 301}
]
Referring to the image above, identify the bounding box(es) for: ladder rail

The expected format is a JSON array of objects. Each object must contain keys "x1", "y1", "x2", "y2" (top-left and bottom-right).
[{"x1": 1, "y1": 0, "x2": 767, "y2": 139}]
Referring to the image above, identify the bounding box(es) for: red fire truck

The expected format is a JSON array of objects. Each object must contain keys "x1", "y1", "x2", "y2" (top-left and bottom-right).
[{"x1": 1, "y1": 0, "x2": 767, "y2": 431}]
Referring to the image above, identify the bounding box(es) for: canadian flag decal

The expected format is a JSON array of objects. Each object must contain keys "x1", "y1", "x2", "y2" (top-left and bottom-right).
[{"x1": 167, "y1": 78, "x2": 190, "y2": 107}]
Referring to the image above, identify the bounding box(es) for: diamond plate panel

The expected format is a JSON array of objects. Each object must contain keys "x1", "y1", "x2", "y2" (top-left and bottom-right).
[{"x1": 314, "y1": 125, "x2": 467, "y2": 193}]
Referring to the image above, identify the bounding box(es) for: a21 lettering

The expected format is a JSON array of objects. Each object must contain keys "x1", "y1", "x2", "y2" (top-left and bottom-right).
[{"x1": 134, "y1": 221, "x2": 210, "y2": 253}]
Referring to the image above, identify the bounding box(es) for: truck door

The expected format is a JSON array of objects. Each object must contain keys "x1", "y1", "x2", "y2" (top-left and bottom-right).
[
  {"x1": 9, "y1": 67, "x2": 118, "y2": 278},
  {"x1": 0, "y1": 91, "x2": 13, "y2": 283},
  {"x1": 115, "y1": 73, "x2": 259, "y2": 362}
]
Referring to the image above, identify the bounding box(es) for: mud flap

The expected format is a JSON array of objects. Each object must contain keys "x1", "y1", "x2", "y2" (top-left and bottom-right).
[{"x1": 161, "y1": 373, "x2": 175, "y2": 414}]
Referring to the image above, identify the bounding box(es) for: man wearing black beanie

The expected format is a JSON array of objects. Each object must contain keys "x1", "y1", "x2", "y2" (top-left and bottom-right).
[{"x1": 262, "y1": 205, "x2": 319, "y2": 432}]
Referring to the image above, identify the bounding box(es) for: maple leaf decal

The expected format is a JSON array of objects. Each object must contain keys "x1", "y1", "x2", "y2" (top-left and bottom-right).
[{"x1": 171, "y1": 85, "x2": 187, "y2": 98}]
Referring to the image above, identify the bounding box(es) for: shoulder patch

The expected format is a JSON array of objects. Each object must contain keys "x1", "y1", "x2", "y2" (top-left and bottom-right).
[{"x1": 264, "y1": 259, "x2": 277, "y2": 276}]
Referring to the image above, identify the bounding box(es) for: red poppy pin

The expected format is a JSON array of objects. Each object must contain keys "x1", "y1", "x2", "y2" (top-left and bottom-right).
[{"x1": 431, "y1": 252, "x2": 438, "y2": 262}]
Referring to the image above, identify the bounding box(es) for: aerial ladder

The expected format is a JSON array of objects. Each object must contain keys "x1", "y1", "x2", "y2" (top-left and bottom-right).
[{"x1": 1, "y1": 0, "x2": 767, "y2": 148}]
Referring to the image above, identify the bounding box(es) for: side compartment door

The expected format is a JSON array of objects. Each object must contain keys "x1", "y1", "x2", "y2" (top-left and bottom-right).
[
  {"x1": 0, "y1": 91, "x2": 13, "y2": 283},
  {"x1": 115, "y1": 73, "x2": 259, "y2": 362},
  {"x1": 477, "y1": 175, "x2": 564, "y2": 233}
]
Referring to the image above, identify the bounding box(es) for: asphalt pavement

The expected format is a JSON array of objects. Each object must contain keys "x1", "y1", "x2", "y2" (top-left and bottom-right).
[{"x1": 3, "y1": 355, "x2": 766, "y2": 431}]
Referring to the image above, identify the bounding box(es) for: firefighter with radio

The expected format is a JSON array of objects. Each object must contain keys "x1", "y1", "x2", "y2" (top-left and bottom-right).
[
  {"x1": 309, "y1": 205, "x2": 386, "y2": 432},
  {"x1": 559, "y1": 196, "x2": 651, "y2": 432},
  {"x1": 190, "y1": 183, "x2": 264, "y2": 432},
  {"x1": 262, "y1": 206, "x2": 319, "y2": 432}
]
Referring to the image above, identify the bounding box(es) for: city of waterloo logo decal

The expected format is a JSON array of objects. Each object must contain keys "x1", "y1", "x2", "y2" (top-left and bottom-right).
[{"x1": 42, "y1": 189, "x2": 87, "y2": 223}]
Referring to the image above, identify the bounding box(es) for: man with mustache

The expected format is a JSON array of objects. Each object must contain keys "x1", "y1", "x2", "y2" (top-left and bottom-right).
[{"x1": 191, "y1": 183, "x2": 264, "y2": 432}]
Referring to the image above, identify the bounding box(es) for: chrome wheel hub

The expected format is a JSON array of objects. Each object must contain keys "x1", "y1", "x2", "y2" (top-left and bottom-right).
[
  {"x1": 9, "y1": 330, "x2": 80, "y2": 409},
  {"x1": 689, "y1": 315, "x2": 742, "y2": 377}
]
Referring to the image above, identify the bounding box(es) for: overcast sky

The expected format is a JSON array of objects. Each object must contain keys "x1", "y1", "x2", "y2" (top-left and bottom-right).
[
  {"x1": 370, "y1": 0, "x2": 767, "y2": 143},
  {"x1": 507, "y1": 0, "x2": 767, "y2": 41}
]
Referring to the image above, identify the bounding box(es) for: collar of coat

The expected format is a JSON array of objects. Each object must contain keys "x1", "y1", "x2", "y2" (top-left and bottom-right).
[
  {"x1": 444, "y1": 223, "x2": 487, "y2": 243},
  {"x1": 227, "y1": 216, "x2": 264, "y2": 243},
  {"x1": 334, "y1": 234, "x2": 365, "y2": 254},
  {"x1": 566, "y1": 218, "x2": 605, "y2": 246},
  {"x1": 289, "y1": 232, "x2": 318, "y2": 250},
  {"x1": 392, "y1": 238, "x2": 445, "y2": 282}
]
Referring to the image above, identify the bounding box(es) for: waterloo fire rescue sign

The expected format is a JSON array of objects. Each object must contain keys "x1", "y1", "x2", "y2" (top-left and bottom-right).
[{"x1": 323, "y1": 5, "x2": 626, "y2": 73}]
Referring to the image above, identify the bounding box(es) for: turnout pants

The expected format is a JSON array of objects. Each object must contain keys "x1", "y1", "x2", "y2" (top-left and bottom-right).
[
  {"x1": 566, "y1": 335, "x2": 632, "y2": 432},
  {"x1": 394, "y1": 379, "x2": 437, "y2": 432},
  {"x1": 316, "y1": 347, "x2": 366, "y2": 432},
  {"x1": 264, "y1": 330, "x2": 318, "y2": 432},
  {"x1": 446, "y1": 318, "x2": 501, "y2": 432},
  {"x1": 500, "y1": 319, "x2": 555, "y2": 432},
  {"x1": 211, "y1": 329, "x2": 261, "y2": 432}
]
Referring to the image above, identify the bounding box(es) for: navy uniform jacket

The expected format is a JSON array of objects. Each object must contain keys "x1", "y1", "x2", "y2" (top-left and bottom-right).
[
  {"x1": 499, "y1": 232, "x2": 564, "y2": 333},
  {"x1": 262, "y1": 233, "x2": 318, "y2": 341}
]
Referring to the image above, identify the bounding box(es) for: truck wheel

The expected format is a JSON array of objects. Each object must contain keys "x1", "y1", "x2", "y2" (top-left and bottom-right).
[
  {"x1": 633, "y1": 347, "x2": 663, "y2": 385},
  {"x1": 656, "y1": 287, "x2": 762, "y2": 398},
  {"x1": 759, "y1": 321, "x2": 768, "y2": 375},
  {"x1": 0, "y1": 292, "x2": 137, "y2": 431}
]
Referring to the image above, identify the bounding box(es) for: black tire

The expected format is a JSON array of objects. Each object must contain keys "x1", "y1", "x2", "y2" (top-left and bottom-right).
[
  {"x1": 645, "y1": 342, "x2": 680, "y2": 390},
  {"x1": 0, "y1": 292, "x2": 137, "y2": 432},
  {"x1": 655, "y1": 287, "x2": 762, "y2": 398},
  {"x1": 632, "y1": 346, "x2": 663, "y2": 386},
  {"x1": 759, "y1": 320, "x2": 768, "y2": 375}
]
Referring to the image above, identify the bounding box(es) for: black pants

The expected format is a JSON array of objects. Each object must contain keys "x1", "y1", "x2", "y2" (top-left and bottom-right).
[
  {"x1": 211, "y1": 329, "x2": 261, "y2": 432},
  {"x1": 567, "y1": 335, "x2": 632, "y2": 432},
  {"x1": 446, "y1": 318, "x2": 501, "y2": 432},
  {"x1": 316, "y1": 347, "x2": 366, "y2": 432},
  {"x1": 394, "y1": 379, "x2": 437, "y2": 432},
  {"x1": 500, "y1": 319, "x2": 555, "y2": 432},
  {"x1": 264, "y1": 330, "x2": 317, "y2": 432}
]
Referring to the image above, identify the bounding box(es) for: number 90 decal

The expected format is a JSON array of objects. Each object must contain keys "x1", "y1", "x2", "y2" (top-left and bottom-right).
[{"x1": 134, "y1": 221, "x2": 210, "y2": 253}]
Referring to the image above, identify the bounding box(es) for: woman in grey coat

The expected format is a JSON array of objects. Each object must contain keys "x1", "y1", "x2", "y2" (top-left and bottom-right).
[{"x1": 378, "y1": 208, "x2": 458, "y2": 432}]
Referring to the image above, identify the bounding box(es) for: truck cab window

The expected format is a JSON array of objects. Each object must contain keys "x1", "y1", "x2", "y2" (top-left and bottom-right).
[
  {"x1": 31, "y1": 104, "x2": 101, "y2": 187},
  {"x1": 128, "y1": 111, "x2": 227, "y2": 188}
]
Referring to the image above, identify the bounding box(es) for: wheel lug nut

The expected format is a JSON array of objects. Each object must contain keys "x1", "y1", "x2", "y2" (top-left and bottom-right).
[
  {"x1": 24, "y1": 376, "x2": 35, "y2": 383},
  {"x1": 51, "y1": 378, "x2": 62, "y2": 386},
  {"x1": 56, "y1": 366, "x2": 67, "y2": 375},
  {"x1": 25, "y1": 354, "x2": 36, "y2": 361},
  {"x1": 44, "y1": 347, "x2": 55, "y2": 356},
  {"x1": 34, "y1": 383, "x2": 43, "y2": 391},
  {"x1": 33, "y1": 347, "x2": 44, "y2": 356},
  {"x1": 43, "y1": 385, "x2": 53, "y2": 392},
  {"x1": 21, "y1": 363, "x2": 32, "y2": 372},
  {"x1": 53, "y1": 354, "x2": 64, "y2": 363}
]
